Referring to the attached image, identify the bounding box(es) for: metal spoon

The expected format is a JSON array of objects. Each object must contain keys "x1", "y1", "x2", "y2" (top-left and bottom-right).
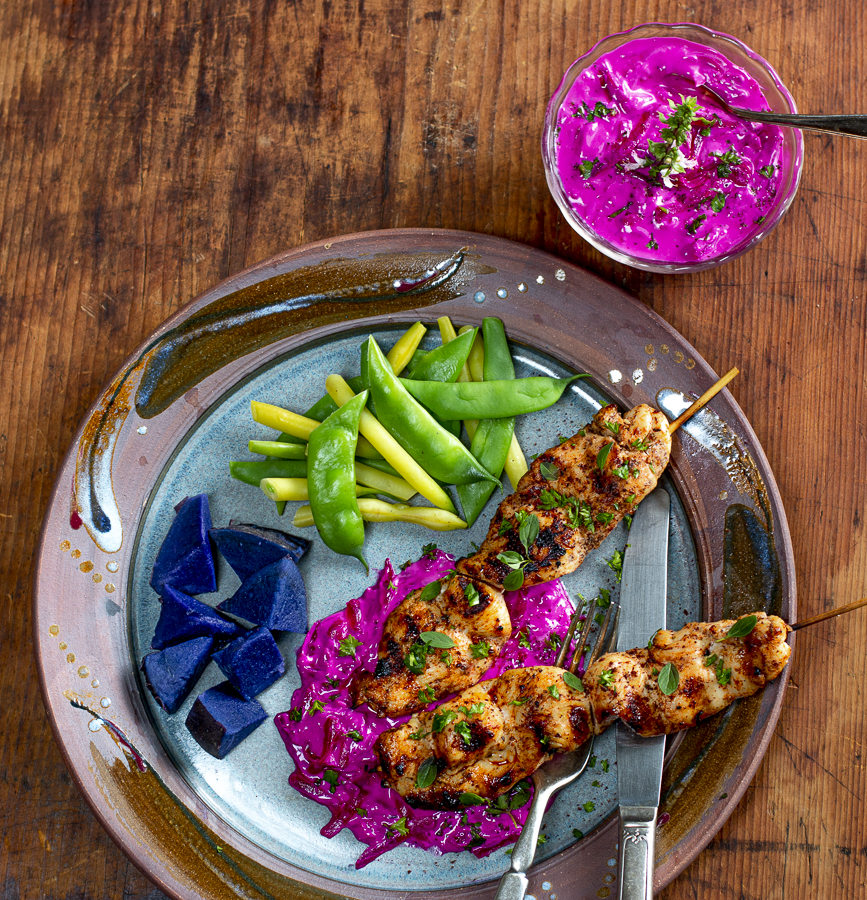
[{"x1": 700, "y1": 86, "x2": 867, "y2": 139}]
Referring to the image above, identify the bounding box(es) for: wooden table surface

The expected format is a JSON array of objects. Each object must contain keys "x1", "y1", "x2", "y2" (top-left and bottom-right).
[{"x1": 2, "y1": 0, "x2": 865, "y2": 897}]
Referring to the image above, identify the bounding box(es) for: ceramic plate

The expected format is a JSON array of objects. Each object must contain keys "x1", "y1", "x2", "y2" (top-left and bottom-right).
[{"x1": 35, "y1": 229, "x2": 795, "y2": 900}]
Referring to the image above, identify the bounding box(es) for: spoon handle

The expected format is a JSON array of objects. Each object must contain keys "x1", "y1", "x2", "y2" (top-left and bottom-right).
[{"x1": 727, "y1": 107, "x2": 867, "y2": 139}]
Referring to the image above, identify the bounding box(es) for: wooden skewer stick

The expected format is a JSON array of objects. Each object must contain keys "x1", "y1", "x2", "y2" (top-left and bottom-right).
[
  {"x1": 790, "y1": 597, "x2": 867, "y2": 631},
  {"x1": 668, "y1": 367, "x2": 740, "y2": 434}
]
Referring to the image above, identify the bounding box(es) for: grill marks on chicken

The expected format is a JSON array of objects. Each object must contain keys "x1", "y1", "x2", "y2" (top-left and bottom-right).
[
  {"x1": 375, "y1": 614, "x2": 791, "y2": 808},
  {"x1": 352, "y1": 404, "x2": 672, "y2": 717},
  {"x1": 587, "y1": 612, "x2": 792, "y2": 736},
  {"x1": 349, "y1": 574, "x2": 511, "y2": 718},
  {"x1": 458, "y1": 404, "x2": 672, "y2": 590},
  {"x1": 376, "y1": 667, "x2": 590, "y2": 808}
]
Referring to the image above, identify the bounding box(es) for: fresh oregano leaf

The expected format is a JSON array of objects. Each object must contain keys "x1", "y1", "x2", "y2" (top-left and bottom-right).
[
  {"x1": 658, "y1": 662, "x2": 680, "y2": 695},
  {"x1": 420, "y1": 631, "x2": 455, "y2": 649},
  {"x1": 416, "y1": 757, "x2": 439, "y2": 789},
  {"x1": 724, "y1": 614, "x2": 758, "y2": 640}
]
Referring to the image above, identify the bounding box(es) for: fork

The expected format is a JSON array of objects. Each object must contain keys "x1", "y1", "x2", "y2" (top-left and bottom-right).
[
  {"x1": 699, "y1": 85, "x2": 867, "y2": 139},
  {"x1": 494, "y1": 599, "x2": 620, "y2": 900}
]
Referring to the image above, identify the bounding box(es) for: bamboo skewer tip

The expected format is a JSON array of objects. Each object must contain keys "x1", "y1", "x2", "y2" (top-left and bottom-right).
[{"x1": 668, "y1": 367, "x2": 739, "y2": 434}]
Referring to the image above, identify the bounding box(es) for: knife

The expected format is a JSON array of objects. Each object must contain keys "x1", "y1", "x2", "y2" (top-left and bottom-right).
[{"x1": 615, "y1": 488, "x2": 670, "y2": 900}]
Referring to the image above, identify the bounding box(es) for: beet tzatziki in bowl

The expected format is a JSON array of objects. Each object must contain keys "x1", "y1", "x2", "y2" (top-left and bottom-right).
[{"x1": 542, "y1": 23, "x2": 804, "y2": 273}]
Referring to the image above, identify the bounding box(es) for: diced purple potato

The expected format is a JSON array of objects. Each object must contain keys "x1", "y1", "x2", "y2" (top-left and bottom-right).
[
  {"x1": 211, "y1": 626, "x2": 286, "y2": 700},
  {"x1": 152, "y1": 584, "x2": 245, "y2": 650},
  {"x1": 150, "y1": 494, "x2": 217, "y2": 596},
  {"x1": 141, "y1": 636, "x2": 214, "y2": 714},
  {"x1": 185, "y1": 682, "x2": 268, "y2": 759},
  {"x1": 210, "y1": 524, "x2": 310, "y2": 583},
  {"x1": 217, "y1": 556, "x2": 307, "y2": 632}
]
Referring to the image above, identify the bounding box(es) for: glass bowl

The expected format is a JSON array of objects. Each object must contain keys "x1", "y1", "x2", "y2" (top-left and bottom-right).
[{"x1": 542, "y1": 22, "x2": 804, "y2": 274}]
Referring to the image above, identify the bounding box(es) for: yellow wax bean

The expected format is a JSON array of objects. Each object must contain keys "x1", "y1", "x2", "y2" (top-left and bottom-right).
[
  {"x1": 293, "y1": 499, "x2": 467, "y2": 531},
  {"x1": 354, "y1": 461, "x2": 417, "y2": 502},
  {"x1": 251, "y1": 402, "x2": 318, "y2": 439},
  {"x1": 325, "y1": 374, "x2": 456, "y2": 513},
  {"x1": 260, "y1": 478, "x2": 372, "y2": 503},
  {"x1": 387, "y1": 322, "x2": 427, "y2": 375},
  {"x1": 504, "y1": 435, "x2": 530, "y2": 488},
  {"x1": 250, "y1": 400, "x2": 380, "y2": 458}
]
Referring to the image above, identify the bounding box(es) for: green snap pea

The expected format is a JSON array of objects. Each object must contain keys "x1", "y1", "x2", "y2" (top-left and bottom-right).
[
  {"x1": 365, "y1": 336, "x2": 498, "y2": 486},
  {"x1": 399, "y1": 374, "x2": 586, "y2": 420},
  {"x1": 407, "y1": 328, "x2": 476, "y2": 383},
  {"x1": 307, "y1": 390, "x2": 369, "y2": 571},
  {"x1": 457, "y1": 319, "x2": 516, "y2": 526},
  {"x1": 408, "y1": 327, "x2": 477, "y2": 439},
  {"x1": 230, "y1": 459, "x2": 308, "y2": 486}
]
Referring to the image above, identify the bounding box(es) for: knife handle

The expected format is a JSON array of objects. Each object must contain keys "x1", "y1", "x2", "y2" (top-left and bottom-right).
[{"x1": 618, "y1": 806, "x2": 657, "y2": 900}]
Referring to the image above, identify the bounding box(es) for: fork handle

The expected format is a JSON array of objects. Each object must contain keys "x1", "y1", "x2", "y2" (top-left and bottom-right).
[
  {"x1": 726, "y1": 108, "x2": 867, "y2": 139},
  {"x1": 618, "y1": 806, "x2": 657, "y2": 900},
  {"x1": 493, "y1": 781, "x2": 555, "y2": 900}
]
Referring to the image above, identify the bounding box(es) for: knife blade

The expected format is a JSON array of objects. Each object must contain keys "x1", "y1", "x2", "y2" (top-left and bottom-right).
[{"x1": 615, "y1": 487, "x2": 670, "y2": 900}]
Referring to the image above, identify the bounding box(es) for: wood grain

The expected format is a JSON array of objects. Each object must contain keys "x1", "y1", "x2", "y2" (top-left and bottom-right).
[{"x1": 1, "y1": 0, "x2": 865, "y2": 898}]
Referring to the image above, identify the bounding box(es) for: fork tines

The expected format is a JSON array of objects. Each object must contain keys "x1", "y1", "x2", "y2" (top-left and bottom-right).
[{"x1": 554, "y1": 598, "x2": 620, "y2": 675}]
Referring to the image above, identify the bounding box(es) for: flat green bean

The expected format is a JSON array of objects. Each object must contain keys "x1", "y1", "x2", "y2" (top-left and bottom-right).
[{"x1": 400, "y1": 375, "x2": 586, "y2": 420}]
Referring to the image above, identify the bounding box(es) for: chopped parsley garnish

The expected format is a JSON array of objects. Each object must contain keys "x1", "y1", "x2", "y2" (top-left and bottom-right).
[
  {"x1": 409, "y1": 728, "x2": 428, "y2": 740},
  {"x1": 454, "y1": 720, "x2": 473, "y2": 744},
  {"x1": 422, "y1": 542, "x2": 438, "y2": 559},
  {"x1": 607, "y1": 549, "x2": 624, "y2": 580},
  {"x1": 598, "y1": 669, "x2": 615, "y2": 688},
  {"x1": 658, "y1": 662, "x2": 680, "y2": 695},
  {"x1": 509, "y1": 697, "x2": 529, "y2": 706},
  {"x1": 498, "y1": 518, "x2": 514, "y2": 536},
  {"x1": 581, "y1": 100, "x2": 616, "y2": 122},
  {"x1": 470, "y1": 641, "x2": 490, "y2": 659},
  {"x1": 322, "y1": 769, "x2": 339, "y2": 793},
  {"x1": 537, "y1": 834, "x2": 548, "y2": 846},
  {"x1": 647, "y1": 237, "x2": 659, "y2": 250},
  {"x1": 600, "y1": 759, "x2": 610, "y2": 773},
  {"x1": 712, "y1": 148, "x2": 741, "y2": 178},
  {"x1": 418, "y1": 686, "x2": 436, "y2": 704},
  {"x1": 309, "y1": 700, "x2": 325, "y2": 714},
  {"x1": 338, "y1": 635, "x2": 362, "y2": 658},
  {"x1": 577, "y1": 159, "x2": 596, "y2": 179},
  {"x1": 604, "y1": 420, "x2": 621, "y2": 435},
  {"x1": 710, "y1": 191, "x2": 726, "y2": 213},
  {"x1": 288, "y1": 708, "x2": 303, "y2": 722},
  {"x1": 545, "y1": 632, "x2": 562, "y2": 652},
  {"x1": 596, "y1": 511, "x2": 614, "y2": 525},
  {"x1": 686, "y1": 214, "x2": 707, "y2": 235},
  {"x1": 547, "y1": 684, "x2": 560, "y2": 699},
  {"x1": 759, "y1": 164, "x2": 775, "y2": 178},
  {"x1": 388, "y1": 815, "x2": 411, "y2": 835},
  {"x1": 608, "y1": 202, "x2": 632, "y2": 219},
  {"x1": 347, "y1": 729, "x2": 362, "y2": 742},
  {"x1": 460, "y1": 702, "x2": 486, "y2": 718},
  {"x1": 573, "y1": 829, "x2": 585, "y2": 840},
  {"x1": 612, "y1": 464, "x2": 630, "y2": 480},
  {"x1": 465, "y1": 582, "x2": 480, "y2": 607},
  {"x1": 582, "y1": 800, "x2": 596, "y2": 813},
  {"x1": 404, "y1": 642, "x2": 428, "y2": 674},
  {"x1": 518, "y1": 629, "x2": 532, "y2": 649},
  {"x1": 432, "y1": 710, "x2": 458, "y2": 732},
  {"x1": 597, "y1": 587, "x2": 612, "y2": 608}
]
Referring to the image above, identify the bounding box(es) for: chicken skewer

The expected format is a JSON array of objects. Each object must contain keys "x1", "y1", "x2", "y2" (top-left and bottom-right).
[
  {"x1": 375, "y1": 612, "x2": 791, "y2": 808},
  {"x1": 352, "y1": 402, "x2": 671, "y2": 716}
]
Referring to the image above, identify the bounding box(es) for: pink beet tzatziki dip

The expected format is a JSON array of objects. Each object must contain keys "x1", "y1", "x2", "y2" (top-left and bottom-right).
[{"x1": 550, "y1": 34, "x2": 789, "y2": 264}]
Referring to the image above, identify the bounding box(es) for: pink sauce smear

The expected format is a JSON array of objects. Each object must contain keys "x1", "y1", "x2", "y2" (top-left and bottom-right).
[
  {"x1": 275, "y1": 551, "x2": 576, "y2": 868},
  {"x1": 553, "y1": 35, "x2": 787, "y2": 262}
]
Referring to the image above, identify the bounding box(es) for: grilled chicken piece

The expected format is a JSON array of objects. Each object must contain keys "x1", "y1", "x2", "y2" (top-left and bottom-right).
[
  {"x1": 350, "y1": 574, "x2": 511, "y2": 718},
  {"x1": 375, "y1": 667, "x2": 591, "y2": 808},
  {"x1": 587, "y1": 612, "x2": 791, "y2": 736},
  {"x1": 376, "y1": 614, "x2": 790, "y2": 808},
  {"x1": 458, "y1": 404, "x2": 671, "y2": 590}
]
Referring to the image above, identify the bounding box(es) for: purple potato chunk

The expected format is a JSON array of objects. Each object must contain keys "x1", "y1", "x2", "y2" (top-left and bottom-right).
[
  {"x1": 210, "y1": 523, "x2": 310, "y2": 583},
  {"x1": 217, "y1": 556, "x2": 307, "y2": 632},
  {"x1": 141, "y1": 636, "x2": 214, "y2": 714},
  {"x1": 212, "y1": 626, "x2": 286, "y2": 700},
  {"x1": 151, "y1": 494, "x2": 217, "y2": 596},
  {"x1": 152, "y1": 584, "x2": 244, "y2": 650},
  {"x1": 185, "y1": 682, "x2": 268, "y2": 759}
]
